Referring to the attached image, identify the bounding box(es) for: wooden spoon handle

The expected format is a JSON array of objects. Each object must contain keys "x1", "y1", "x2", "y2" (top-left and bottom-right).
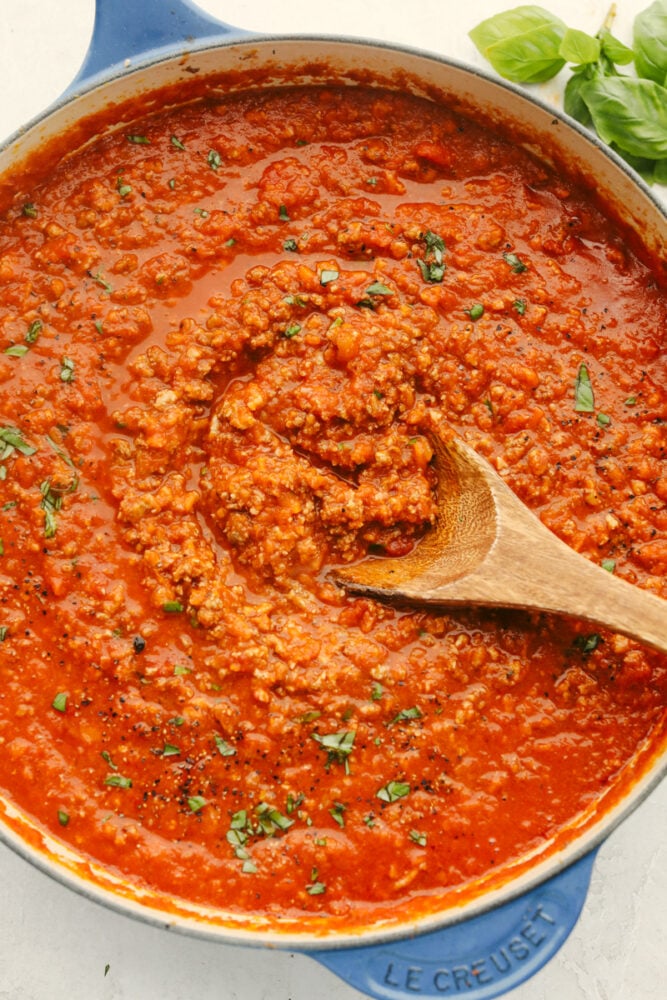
[{"x1": 409, "y1": 473, "x2": 667, "y2": 654}]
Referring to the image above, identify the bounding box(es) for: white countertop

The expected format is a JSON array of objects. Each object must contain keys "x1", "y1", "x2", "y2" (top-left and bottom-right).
[{"x1": 0, "y1": 2, "x2": 665, "y2": 998}]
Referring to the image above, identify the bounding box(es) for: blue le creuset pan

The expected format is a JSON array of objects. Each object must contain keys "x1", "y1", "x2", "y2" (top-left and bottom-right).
[{"x1": 0, "y1": 2, "x2": 664, "y2": 998}]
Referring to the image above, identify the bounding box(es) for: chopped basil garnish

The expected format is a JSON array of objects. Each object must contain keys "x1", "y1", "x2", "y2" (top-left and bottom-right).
[
  {"x1": 417, "y1": 230, "x2": 446, "y2": 284},
  {"x1": 173, "y1": 663, "x2": 191, "y2": 675},
  {"x1": 387, "y1": 706, "x2": 422, "y2": 727},
  {"x1": 4, "y1": 344, "x2": 28, "y2": 357},
  {"x1": 283, "y1": 323, "x2": 301, "y2": 339},
  {"x1": 464, "y1": 303, "x2": 484, "y2": 320},
  {"x1": 320, "y1": 268, "x2": 339, "y2": 285},
  {"x1": 0, "y1": 626, "x2": 7, "y2": 642},
  {"x1": 40, "y1": 477, "x2": 77, "y2": 538},
  {"x1": 574, "y1": 633, "x2": 602, "y2": 655},
  {"x1": 101, "y1": 750, "x2": 117, "y2": 770},
  {"x1": 105, "y1": 773, "x2": 133, "y2": 788},
  {"x1": 193, "y1": 207, "x2": 209, "y2": 219},
  {"x1": 25, "y1": 319, "x2": 42, "y2": 343},
  {"x1": 601, "y1": 558, "x2": 616, "y2": 573},
  {"x1": 126, "y1": 134, "x2": 150, "y2": 144},
  {"x1": 0, "y1": 426, "x2": 36, "y2": 457},
  {"x1": 162, "y1": 600, "x2": 184, "y2": 613},
  {"x1": 60, "y1": 357, "x2": 75, "y2": 383},
  {"x1": 187, "y1": 795, "x2": 206, "y2": 812},
  {"x1": 370, "y1": 682, "x2": 384, "y2": 701},
  {"x1": 366, "y1": 281, "x2": 393, "y2": 296},
  {"x1": 376, "y1": 780, "x2": 410, "y2": 803},
  {"x1": 423, "y1": 230, "x2": 445, "y2": 256},
  {"x1": 278, "y1": 204, "x2": 290, "y2": 221},
  {"x1": 52, "y1": 692, "x2": 68, "y2": 712},
  {"x1": 284, "y1": 294, "x2": 308, "y2": 307},
  {"x1": 286, "y1": 792, "x2": 304, "y2": 814},
  {"x1": 417, "y1": 258, "x2": 445, "y2": 284},
  {"x1": 22, "y1": 202, "x2": 37, "y2": 218},
  {"x1": 329, "y1": 801, "x2": 347, "y2": 827},
  {"x1": 513, "y1": 298, "x2": 527, "y2": 315},
  {"x1": 170, "y1": 135, "x2": 186, "y2": 150},
  {"x1": 162, "y1": 743, "x2": 180, "y2": 757},
  {"x1": 625, "y1": 395, "x2": 638, "y2": 406},
  {"x1": 283, "y1": 238, "x2": 299, "y2": 252},
  {"x1": 306, "y1": 869, "x2": 326, "y2": 895},
  {"x1": 409, "y1": 829, "x2": 427, "y2": 846},
  {"x1": 597, "y1": 412, "x2": 611, "y2": 427},
  {"x1": 57, "y1": 809, "x2": 70, "y2": 827},
  {"x1": 312, "y1": 730, "x2": 355, "y2": 772},
  {"x1": 215, "y1": 734, "x2": 236, "y2": 757},
  {"x1": 90, "y1": 272, "x2": 113, "y2": 292},
  {"x1": 503, "y1": 251, "x2": 528, "y2": 273},
  {"x1": 207, "y1": 149, "x2": 222, "y2": 171},
  {"x1": 116, "y1": 176, "x2": 132, "y2": 198},
  {"x1": 297, "y1": 710, "x2": 321, "y2": 723},
  {"x1": 255, "y1": 801, "x2": 294, "y2": 836},
  {"x1": 574, "y1": 363, "x2": 595, "y2": 412}
]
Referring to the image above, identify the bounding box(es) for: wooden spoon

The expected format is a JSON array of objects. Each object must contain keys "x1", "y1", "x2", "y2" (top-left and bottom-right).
[{"x1": 333, "y1": 435, "x2": 667, "y2": 654}]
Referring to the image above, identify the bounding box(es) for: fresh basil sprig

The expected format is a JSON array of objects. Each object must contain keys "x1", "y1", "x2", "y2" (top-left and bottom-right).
[
  {"x1": 633, "y1": 0, "x2": 667, "y2": 82},
  {"x1": 469, "y1": 6, "x2": 567, "y2": 83},
  {"x1": 470, "y1": 2, "x2": 667, "y2": 183}
]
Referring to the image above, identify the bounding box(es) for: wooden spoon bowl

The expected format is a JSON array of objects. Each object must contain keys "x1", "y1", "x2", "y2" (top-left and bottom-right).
[{"x1": 334, "y1": 435, "x2": 667, "y2": 654}]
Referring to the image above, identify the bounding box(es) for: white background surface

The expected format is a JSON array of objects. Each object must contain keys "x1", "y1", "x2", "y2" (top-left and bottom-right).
[{"x1": 0, "y1": 2, "x2": 665, "y2": 998}]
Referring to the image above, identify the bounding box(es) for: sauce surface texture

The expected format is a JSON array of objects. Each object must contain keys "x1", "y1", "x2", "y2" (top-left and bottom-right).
[{"x1": 0, "y1": 85, "x2": 665, "y2": 933}]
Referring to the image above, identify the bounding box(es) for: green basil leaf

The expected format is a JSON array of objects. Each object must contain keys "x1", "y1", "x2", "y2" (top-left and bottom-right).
[
  {"x1": 162, "y1": 600, "x2": 183, "y2": 613},
  {"x1": 215, "y1": 734, "x2": 236, "y2": 757},
  {"x1": 0, "y1": 427, "x2": 36, "y2": 456},
  {"x1": 598, "y1": 28, "x2": 635, "y2": 67},
  {"x1": 654, "y1": 158, "x2": 667, "y2": 184},
  {"x1": 579, "y1": 76, "x2": 667, "y2": 159},
  {"x1": 574, "y1": 363, "x2": 594, "y2": 412},
  {"x1": 469, "y1": 5, "x2": 567, "y2": 84},
  {"x1": 306, "y1": 880, "x2": 326, "y2": 895},
  {"x1": 52, "y1": 691, "x2": 68, "y2": 712},
  {"x1": 105, "y1": 773, "x2": 132, "y2": 788},
  {"x1": 633, "y1": 0, "x2": 667, "y2": 83},
  {"x1": 564, "y1": 73, "x2": 593, "y2": 127},
  {"x1": 559, "y1": 28, "x2": 600, "y2": 66},
  {"x1": 377, "y1": 780, "x2": 410, "y2": 803}
]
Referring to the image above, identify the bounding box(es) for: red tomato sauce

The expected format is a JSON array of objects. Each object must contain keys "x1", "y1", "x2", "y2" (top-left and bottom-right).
[{"x1": 0, "y1": 84, "x2": 665, "y2": 933}]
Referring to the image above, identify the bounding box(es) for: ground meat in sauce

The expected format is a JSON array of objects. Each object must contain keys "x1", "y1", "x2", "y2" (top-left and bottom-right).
[{"x1": 0, "y1": 85, "x2": 665, "y2": 934}]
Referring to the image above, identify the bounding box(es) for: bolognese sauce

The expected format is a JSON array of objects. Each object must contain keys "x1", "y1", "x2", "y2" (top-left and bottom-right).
[{"x1": 0, "y1": 85, "x2": 665, "y2": 932}]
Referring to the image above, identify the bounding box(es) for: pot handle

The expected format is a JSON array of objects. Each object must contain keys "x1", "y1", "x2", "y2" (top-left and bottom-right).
[
  {"x1": 306, "y1": 851, "x2": 597, "y2": 1000},
  {"x1": 66, "y1": 0, "x2": 250, "y2": 95}
]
